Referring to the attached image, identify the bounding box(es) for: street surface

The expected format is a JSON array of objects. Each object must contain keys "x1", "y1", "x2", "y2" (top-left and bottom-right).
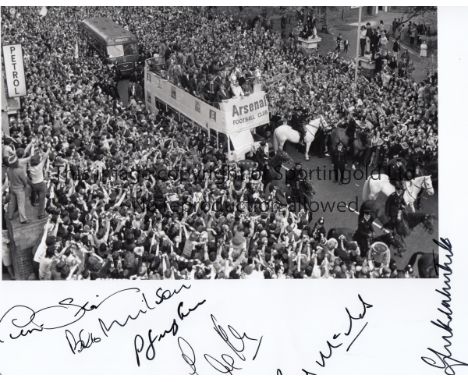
[{"x1": 281, "y1": 141, "x2": 438, "y2": 272}]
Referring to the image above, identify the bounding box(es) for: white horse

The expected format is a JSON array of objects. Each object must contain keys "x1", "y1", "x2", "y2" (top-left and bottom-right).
[
  {"x1": 362, "y1": 174, "x2": 435, "y2": 212},
  {"x1": 272, "y1": 115, "x2": 329, "y2": 161}
]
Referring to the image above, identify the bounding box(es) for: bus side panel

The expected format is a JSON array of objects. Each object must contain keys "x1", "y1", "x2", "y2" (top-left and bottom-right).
[{"x1": 81, "y1": 22, "x2": 108, "y2": 61}]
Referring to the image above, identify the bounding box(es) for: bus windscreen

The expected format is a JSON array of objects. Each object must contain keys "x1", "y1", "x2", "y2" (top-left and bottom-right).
[
  {"x1": 107, "y1": 45, "x2": 124, "y2": 58},
  {"x1": 107, "y1": 43, "x2": 137, "y2": 58}
]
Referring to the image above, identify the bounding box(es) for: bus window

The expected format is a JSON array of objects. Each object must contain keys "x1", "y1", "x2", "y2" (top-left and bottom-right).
[
  {"x1": 107, "y1": 45, "x2": 124, "y2": 58},
  {"x1": 123, "y1": 43, "x2": 138, "y2": 55},
  {"x1": 209, "y1": 129, "x2": 217, "y2": 146},
  {"x1": 218, "y1": 132, "x2": 229, "y2": 153}
]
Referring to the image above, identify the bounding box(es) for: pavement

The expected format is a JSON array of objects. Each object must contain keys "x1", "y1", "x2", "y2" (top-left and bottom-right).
[{"x1": 320, "y1": 10, "x2": 437, "y2": 82}]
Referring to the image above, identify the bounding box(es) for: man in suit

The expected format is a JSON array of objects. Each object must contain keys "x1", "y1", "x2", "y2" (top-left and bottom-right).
[
  {"x1": 187, "y1": 71, "x2": 198, "y2": 95},
  {"x1": 203, "y1": 74, "x2": 219, "y2": 104},
  {"x1": 290, "y1": 108, "x2": 306, "y2": 144},
  {"x1": 353, "y1": 210, "x2": 374, "y2": 257},
  {"x1": 286, "y1": 162, "x2": 306, "y2": 202},
  {"x1": 215, "y1": 81, "x2": 230, "y2": 103},
  {"x1": 387, "y1": 156, "x2": 407, "y2": 185},
  {"x1": 180, "y1": 71, "x2": 191, "y2": 92},
  {"x1": 385, "y1": 182, "x2": 409, "y2": 236},
  {"x1": 332, "y1": 141, "x2": 346, "y2": 184}
]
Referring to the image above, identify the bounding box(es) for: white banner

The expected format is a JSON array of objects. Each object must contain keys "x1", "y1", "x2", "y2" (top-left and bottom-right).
[
  {"x1": 145, "y1": 69, "x2": 270, "y2": 136},
  {"x1": 223, "y1": 91, "x2": 270, "y2": 133},
  {"x1": 2, "y1": 44, "x2": 27, "y2": 97}
]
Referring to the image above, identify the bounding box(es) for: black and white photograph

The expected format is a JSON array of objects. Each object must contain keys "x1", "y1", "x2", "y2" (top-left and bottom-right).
[
  {"x1": 2, "y1": 5, "x2": 438, "y2": 282},
  {"x1": 1, "y1": 2, "x2": 468, "y2": 376}
]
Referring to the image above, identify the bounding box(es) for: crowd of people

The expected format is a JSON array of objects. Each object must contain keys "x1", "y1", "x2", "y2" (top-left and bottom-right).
[
  {"x1": 1, "y1": 7, "x2": 438, "y2": 280},
  {"x1": 392, "y1": 17, "x2": 434, "y2": 48}
]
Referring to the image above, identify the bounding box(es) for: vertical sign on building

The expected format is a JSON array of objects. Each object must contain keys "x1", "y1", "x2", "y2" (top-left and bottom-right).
[{"x1": 2, "y1": 44, "x2": 27, "y2": 97}]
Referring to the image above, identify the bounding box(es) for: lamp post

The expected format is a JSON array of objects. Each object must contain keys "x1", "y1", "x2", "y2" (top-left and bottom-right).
[{"x1": 354, "y1": 6, "x2": 362, "y2": 88}]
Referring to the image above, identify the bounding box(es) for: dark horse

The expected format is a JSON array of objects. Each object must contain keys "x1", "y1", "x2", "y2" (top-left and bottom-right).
[
  {"x1": 404, "y1": 212, "x2": 435, "y2": 236},
  {"x1": 359, "y1": 200, "x2": 435, "y2": 239},
  {"x1": 382, "y1": 211, "x2": 435, "y2": 238},
  {"x1": 327, "y1": 227, "x2": 407, "y2": 255},
  {"x1": 330, "y1": 127, "x2": 372, "y2": 167},
  {"x1": 407, "y1": 251, "x2": 438, "y2": 278}
]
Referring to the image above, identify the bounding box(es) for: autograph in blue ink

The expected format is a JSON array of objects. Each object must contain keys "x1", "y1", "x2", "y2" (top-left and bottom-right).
[{"x1": 421, "y1": 238, "x2": 468, "y2": 375}]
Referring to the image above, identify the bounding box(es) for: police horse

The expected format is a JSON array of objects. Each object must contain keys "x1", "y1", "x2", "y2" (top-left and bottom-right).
[
  {"x1": 273, "y1": 115, "x2": 329, "y2": 161},
  {"x1": 359, "y1": 191, "x2": 435, "y2": 240},
  {"x1": 362, "y1": 174, "x2": 435, "y2": 212}
]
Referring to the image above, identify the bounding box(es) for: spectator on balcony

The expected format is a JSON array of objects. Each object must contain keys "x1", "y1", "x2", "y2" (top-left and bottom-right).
[
  {"x1": 28, "y1": 146, "x2": 50, "y2": 219},
  {"x1": 6, "y1": 154, "x2": 30, "y2": 224}
]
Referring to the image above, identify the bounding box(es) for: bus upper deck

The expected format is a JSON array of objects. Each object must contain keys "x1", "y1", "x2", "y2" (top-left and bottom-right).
[{"x1": 144, "y1": 59, "x2": 270, "y2": 161}]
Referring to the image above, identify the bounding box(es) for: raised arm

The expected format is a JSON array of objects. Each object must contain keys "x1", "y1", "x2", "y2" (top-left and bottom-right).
[
  {"x1": 114, "y1": 190, "x2": 127, "y2": 208},
  {"x1": 101, "y1": 218, "x2": 111, "y2": 243},
  {"x1": 41, "y1": 148, "x2": 51, "y2": 165}
]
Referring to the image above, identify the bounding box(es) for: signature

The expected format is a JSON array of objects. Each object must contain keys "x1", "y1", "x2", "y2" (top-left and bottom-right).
[
  {"x1": 65, "y1": 329, "x2": 102, "y2": 354},
  {"x1": 421, "y1": 238, "x2": 468, "y2": 375},
  {"x1": 278, "y1": 294, "x2": 372, "y2": 375},
  {"x1": 0, "y1": 284, "x2": 190, "y2": 348},
  {"x1": 177, "y1": 314, "x2": 263, "y2": 375},
  {"x1": 134, "y1": 299, "x2": 206, "y2": 367}
]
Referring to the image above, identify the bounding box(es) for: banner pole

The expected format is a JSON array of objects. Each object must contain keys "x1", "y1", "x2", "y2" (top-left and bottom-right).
[{"x1": 354, "y1": 6, "x2": 362, "y2": 89}]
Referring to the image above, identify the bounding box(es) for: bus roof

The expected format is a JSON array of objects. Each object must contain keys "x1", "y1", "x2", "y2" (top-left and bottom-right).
[{"x1": 82, "y1": 17, "x2": 137, "y2": 45}]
